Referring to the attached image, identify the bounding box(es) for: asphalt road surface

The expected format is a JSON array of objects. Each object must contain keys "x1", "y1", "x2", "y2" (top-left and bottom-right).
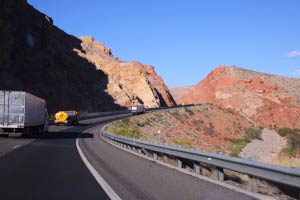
[
  {"x1": 79, "y1": 125, "x2": 256, "y2": 200},
  {"x1": 0, "y1": 114, "x2": 128, "y2": 200},
  {"x1": 0, "y1": 113, "x2": 256, "y2": 200}
]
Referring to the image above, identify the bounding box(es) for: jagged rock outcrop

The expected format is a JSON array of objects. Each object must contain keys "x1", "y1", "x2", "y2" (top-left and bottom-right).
[
  {"x1": 75, "y1": 36, "x2": 176, "y2": 108},
  {"x1": 0, "y1": 0, "x2": 175, "y2": 113},
  {"x1": 179, "y1": 66, "x2": 300, "y2": 129}
]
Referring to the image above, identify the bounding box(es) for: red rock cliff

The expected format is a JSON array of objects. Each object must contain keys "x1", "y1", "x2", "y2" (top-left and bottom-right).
[{"x1": 179, "y1": 66, "x2": 300, "y2": 129}]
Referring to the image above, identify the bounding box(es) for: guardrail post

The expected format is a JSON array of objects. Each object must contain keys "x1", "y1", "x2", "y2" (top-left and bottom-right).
[
  {"x1": 217, "y1": 167, "x2": 224, "y2": 181},
  {"x1": 176, "y1": 159, "x2": 182, "y2": 168},
  {"x1": 163, "y1": 155, "x2": 168, "y2": 162},
  {"x1": 138, "y1": 149, "x2": 142, "y2": 154},
  {"x1": 193, "y1": 163, "x2": 201, "y2": 174},
  {"x1": 153, "y1": 153, "x2": 158, "y2": 160}
]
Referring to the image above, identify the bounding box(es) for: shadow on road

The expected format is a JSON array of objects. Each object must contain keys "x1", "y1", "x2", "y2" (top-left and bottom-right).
[
  {"x1": 0, "y1": 115, "x2": 129, "y2": 140},
  {"x1": 34, "y1": 132, "x2": 94, "y2": 140}
]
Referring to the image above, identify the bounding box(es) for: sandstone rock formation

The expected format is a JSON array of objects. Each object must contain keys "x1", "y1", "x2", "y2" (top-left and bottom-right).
[
  {"x1": 179, "y1": 66, "x2": 300, "y2": 129},
  {"x1": 0, "y1": 0, "x2": 175, "y2": 113},
  {"x1": 75, "y1": 36, "x2": 176, "y2": 108}
]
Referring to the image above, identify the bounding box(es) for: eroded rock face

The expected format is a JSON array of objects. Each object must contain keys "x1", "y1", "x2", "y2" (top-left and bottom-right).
[
  {"x1": 76, "y1": 37, "x2": 176, "y2": 108},
  {"x1": 179, "y1": 66, "x2": 300, "y2": 129},
  {"x1": 0, "y1": 0, "x2": 123, "y2": 113},
  {"x1": 0, "y1": 0, "x2": 175, "y2": 113}
]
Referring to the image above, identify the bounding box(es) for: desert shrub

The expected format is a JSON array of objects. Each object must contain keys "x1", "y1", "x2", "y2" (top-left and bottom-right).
[
  {"x1": 184, "y1": 107, "x2": 194, "y2": 116},
  {"x1": 154, "y1": 113, "x2": 163, "y2": 119},
  {"x1": 278, "y1": 128, "x2": 300, "y2": 158},
  {"x1": 173, "y1": 138, "x2": 192, "y2": 148},
  {"x1": 228, "y1": 126, "x2": 263, "y2": 157},
  {"x1": 192, "y1": 119, "x2": 204, "y2": 126},
  {"x1": 245, "y1": 127, "x2": 263, "y2": 140},
  {"x1": 107, "y1": 119, "x2": 141, "y2": 139},
  {"x1": 278, "y1": 128, "x2": 300, "y2": 137},
  {"x1": 169, "y1": 110, "x2": 182, "y2": 121},
  {"x1": 204, "y1": 122, "x2": 215, "y2": 136}
]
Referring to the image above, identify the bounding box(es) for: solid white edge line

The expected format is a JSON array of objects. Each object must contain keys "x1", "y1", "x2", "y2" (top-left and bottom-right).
[{"x1": 76, "y1": 131, "x2": 122, "y2": 200}]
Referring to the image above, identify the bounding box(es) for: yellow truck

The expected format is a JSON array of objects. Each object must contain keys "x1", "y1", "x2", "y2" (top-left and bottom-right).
[{"x1": 54, "y1": 111, "x2": 79, "y2": 126}]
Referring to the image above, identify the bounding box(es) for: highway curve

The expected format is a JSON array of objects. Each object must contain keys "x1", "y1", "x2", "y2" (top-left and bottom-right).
[
  {"x1": 79, "y1": 125, "x2": 256, "y2": 200},
  {"x1": 0, "y1": 113, "x2": 257, "y2": 200},
  {"x1": 0, "y1": 114, "x2": 129, "y2": 200}
]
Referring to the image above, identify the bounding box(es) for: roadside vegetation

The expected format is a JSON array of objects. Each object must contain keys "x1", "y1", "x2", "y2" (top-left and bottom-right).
[
  {"x1": 173, "y1": 138, "x2": 193, "y2": 148},
  {"x1": 106, "y1": 118, "x2": 141, "y2": 139},
  {"x1": 107, "y1": 104, "x2": 261, "y2": 156},
  {"x1": 277, "y1": 128, "x2": 300, "y2": 158},
  {"x1": 227, "y1": 126, "x2": 263, "y2": 157}
]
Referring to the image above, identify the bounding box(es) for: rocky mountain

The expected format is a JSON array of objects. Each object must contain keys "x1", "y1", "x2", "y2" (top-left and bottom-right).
[
  {"x1": 0, "y1": 0, "x2": 175, "y2": 113},
  {"x1": 179, "y1": 66, "x2": 300, "y2": 129},
  {"x1": 76, "y1": 36, "x2": 176, "y2": 108}
]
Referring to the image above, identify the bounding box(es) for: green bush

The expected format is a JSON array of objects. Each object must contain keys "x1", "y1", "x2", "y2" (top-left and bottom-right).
[
  {"x1": 278, "y1": 128, "x2": 300, "y2": 158},
  {"x1": 228, "y1": 126, "x2": 263, "y2": 157},
  {"x1": 184, "y1": 107, "x2": 195, "y2": 116},
  {"x1": 108, "y1": 119, "x2": 141, "y2": 139},
  {"x1": 173, "y1": 138, "x2": 192, "y2": 148},
  {"x1": 204, "y1": 122, "x2": 215, "y2": 136},
  {"x1": 169, "y1": 110, "x2": 182, "y2": 121}
]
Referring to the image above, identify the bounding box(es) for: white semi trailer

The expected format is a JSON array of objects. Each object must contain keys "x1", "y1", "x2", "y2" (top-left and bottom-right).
[{"x1": 0, "y1": 91, "x2": 48, "y2": 135}]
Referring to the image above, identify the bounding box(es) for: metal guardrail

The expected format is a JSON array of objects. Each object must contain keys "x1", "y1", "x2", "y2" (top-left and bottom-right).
[{"x1": 101, "y1": 126, "x2": 300, "y2": 189}]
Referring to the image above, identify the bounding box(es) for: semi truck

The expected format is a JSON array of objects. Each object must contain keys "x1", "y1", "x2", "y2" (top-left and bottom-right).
[
  {"x1": 0, "y1": 91, "x2": 49, "y2": 135},
  {"x1": 131, "y1": 105, "x2": 145, "y2": 115},
  {"x1": 54, "y1": 111, "x2": 79, "y2": 125}
]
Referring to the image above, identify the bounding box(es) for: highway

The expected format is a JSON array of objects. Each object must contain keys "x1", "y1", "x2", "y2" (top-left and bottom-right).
[{"x1": 0, "y1": 113, "x2": 256, "y2": 200}]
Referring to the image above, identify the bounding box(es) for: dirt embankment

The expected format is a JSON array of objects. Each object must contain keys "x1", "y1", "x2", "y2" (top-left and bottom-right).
[{"x1": 108, "y1": 104, "x2": 262, "y2": 154}]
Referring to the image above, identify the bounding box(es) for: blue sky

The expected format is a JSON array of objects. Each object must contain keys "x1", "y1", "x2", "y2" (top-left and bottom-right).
[{"x1": 28, "y1": 0, "x2": 300, "y2": 87}]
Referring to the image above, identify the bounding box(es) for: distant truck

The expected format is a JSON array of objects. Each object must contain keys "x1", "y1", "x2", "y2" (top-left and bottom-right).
[
  {"x1": 0, "y1": 91, "x2": 49, "y2": 135},
  {"x1": 54, "y1": 111, "x2": 79, "y2": 126},
  {"x1": 131, "y1": 105, "x2": 145, "y2": 115}
]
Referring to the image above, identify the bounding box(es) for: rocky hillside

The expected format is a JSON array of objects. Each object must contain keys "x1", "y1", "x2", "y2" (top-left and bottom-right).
[
  {"x1": 76, "y1": 36, "x2": 176, "y2": 108},
  {"x1": 0, "y1": 0, "x2": 175, "y2": 113},
  {"x1": 107, "y1": 104, "x2": 261, "y2": 154},
  {"x1": 179, "y1": 66, "x2": 300, "y2": 129}
]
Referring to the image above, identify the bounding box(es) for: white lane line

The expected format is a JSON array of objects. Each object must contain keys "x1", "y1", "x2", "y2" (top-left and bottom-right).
[
  {"x1": 12, "y1": 144, "x2": 22, "y2": 149},
  {"x1": 76, "y1": 128, "x2": 122, "y2": 200}
]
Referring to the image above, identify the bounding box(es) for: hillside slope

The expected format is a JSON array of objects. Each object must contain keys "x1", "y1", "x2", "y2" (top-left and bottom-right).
[
  {"x1": 0, "y1": 0, "x2": 175, "y2": 113},
  {"x1": 179, "y1": 66, "x2": 300, "y2": 129},
  {"x1": 108, "y1": 104, "x2": 261, "y2": 154}
]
